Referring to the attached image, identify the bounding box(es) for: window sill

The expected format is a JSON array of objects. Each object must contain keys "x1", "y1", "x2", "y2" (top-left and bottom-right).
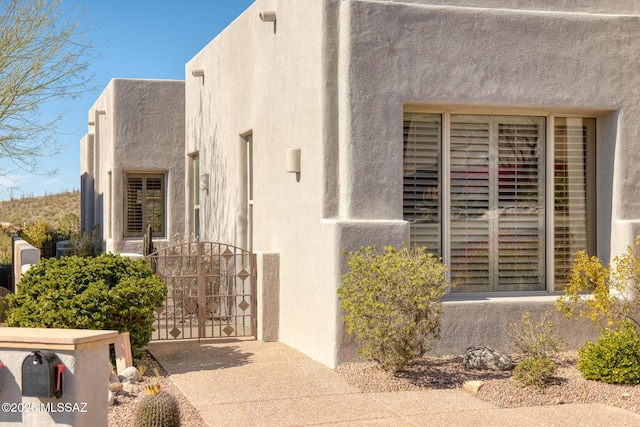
[
  {"x1": 442, "y1": 291, "x2": 565, "y2": 304},
  {"x1": 122, "y1": 237, "x2": 168, "y2": 241}
]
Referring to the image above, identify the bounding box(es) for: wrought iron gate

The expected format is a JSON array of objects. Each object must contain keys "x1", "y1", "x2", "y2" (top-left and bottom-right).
[{"x1": 146, "y1": 242, "x2": 257, "y2": 340}]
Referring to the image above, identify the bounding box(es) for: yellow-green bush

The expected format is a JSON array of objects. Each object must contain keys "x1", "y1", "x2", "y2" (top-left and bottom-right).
[
  {"x1": 20, "y1": 220, "x2": 50, "y2": 250},
  {"x1": 338, "y1": 245, "x2": 449, "y2": 373},
  {"x1": 556, "y1": 237, "x2": 640, "y2": 385},
  {"x1": 508, "y1": 311, "x2": 563, "y2": 388},
  {"x1": 555, "y1": 238, "x2": 640, "y2": 327},
  {"x1": 508, "y1": 311, "x2": 563, "y2": 360}
]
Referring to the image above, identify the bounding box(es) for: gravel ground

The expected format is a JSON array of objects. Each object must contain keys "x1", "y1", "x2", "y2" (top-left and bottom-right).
[
  {"x1": 335, "y1": 351, "x2": 640, "y2": 414},
  {"x1": 108, "y1": 351, "x2": 207, "y2": 427},
  {"x1": 110, "y1": 350, "x2": 640, "y2": 426}
]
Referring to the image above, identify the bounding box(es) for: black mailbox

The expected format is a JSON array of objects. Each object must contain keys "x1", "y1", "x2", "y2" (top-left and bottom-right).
[{"x1": 22, "y1": 350, "x2": 65, "y2": 399}]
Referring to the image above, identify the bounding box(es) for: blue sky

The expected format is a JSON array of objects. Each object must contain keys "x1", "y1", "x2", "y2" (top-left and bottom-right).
[{"x1": 0, "y1": 0, "x2": 255, "y2": 200}]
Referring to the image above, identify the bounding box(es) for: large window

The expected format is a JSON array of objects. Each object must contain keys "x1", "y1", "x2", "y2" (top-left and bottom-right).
[
  {"x1": 403, "y1": 112, "x2": 595, "y2": 292},
  {"x1": 124, "y1": 173, "x2": 165, "y2": 238}
]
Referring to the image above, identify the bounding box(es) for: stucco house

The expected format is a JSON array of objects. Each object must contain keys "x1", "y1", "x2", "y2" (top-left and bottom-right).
[
  {"x1": 80, "y1": 79, "x2": 185, "y2": 254},
  {"x1": 83, "y1": 0, "x2": 640, "y2": 368}
]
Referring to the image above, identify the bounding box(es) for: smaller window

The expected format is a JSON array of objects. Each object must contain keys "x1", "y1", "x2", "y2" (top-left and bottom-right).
[
  {"x1": 107, "y1": 171, "x2": 112, "y2": 239},
  {"x1": 124, "y1": 173, "x2": 166, "y2": 238},
  {"x1": 245, "y1": 134, "x2": 253, "y2": 252},
  {"x1": 191, "y1": 155, "x2": 200, "y2": 239}
]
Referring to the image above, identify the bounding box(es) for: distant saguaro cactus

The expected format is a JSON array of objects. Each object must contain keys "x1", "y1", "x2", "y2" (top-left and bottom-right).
[{"x1": 143, "y1": 224, "x2": 154, "y2": 256}]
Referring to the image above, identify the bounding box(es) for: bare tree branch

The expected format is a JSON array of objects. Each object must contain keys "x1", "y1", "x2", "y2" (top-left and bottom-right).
[{"x1": 0, "y1": 0, "x2": 98, "y2": 186}]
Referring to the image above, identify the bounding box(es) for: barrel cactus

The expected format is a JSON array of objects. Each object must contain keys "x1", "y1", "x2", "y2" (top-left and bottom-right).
[{"x1": 135, "y1": 384, "x2": 180, "y2": 427}]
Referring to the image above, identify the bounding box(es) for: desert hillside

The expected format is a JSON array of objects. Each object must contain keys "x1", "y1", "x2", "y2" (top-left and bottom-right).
[{"x1": 0, "y1": 190, "x2": 80, "y2": 229}]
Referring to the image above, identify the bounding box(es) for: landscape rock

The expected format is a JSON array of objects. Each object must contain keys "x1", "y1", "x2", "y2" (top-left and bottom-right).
[
  {"x1": 119, "y1": 366, "x2": 142, "y2": 383},
  {"x1": 463, "y1": 346, "x2": 511, "y2": 371},
  {"x1": 462, "y1": 380, "x2": 484, "y2": 394},
  {"x1": 122, "y1": 382, "x2": 137, "y2": 394},
  {"x1": 108, "y1": 390, "x2": 114, "y2": 406},
  {"x1": 109, "y1": 366, "x2": 119, "y2": 383},
  {"x1": 109, "y1": 381, "x2": 123, "y2": 393}
]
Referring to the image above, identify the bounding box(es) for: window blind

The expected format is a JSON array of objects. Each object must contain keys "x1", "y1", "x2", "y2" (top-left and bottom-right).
[
  {"x1": 403, "y1": 113, "x2": 441, "y2": 256},
  {"x1": 402, "y1": 112, "x2": 593, "y2": 293},
  {"x1": 450, "y1": 119, "x2": 492, "y2": 288},
  {"x1": 126, "y1": 177, "x2": 143, "y2": 235},
  {"x1": 497, "y1": 121, "x2": 545, "y2": 289},
  {"x1": 124, "y1": 174, "x2": 165, "y2": 238},
  {"x1": 146, "y1": 177, "x2": 164, "y2": 235},
  {"x1": 554, "y1": 118, "x2": 594, "y2": 289},
  {"x1": 449, "y1": 115, "x2": 545, "y2": 291}
]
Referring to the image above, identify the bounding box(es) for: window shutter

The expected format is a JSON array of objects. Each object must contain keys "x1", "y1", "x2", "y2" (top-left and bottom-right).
[
  {"x1": 554, "y1": 118, "x2": 594, "y2": 289},
  {"x1": 403, "y1": 113, "x2": 441, "y2": 256},
  {"x1": 126, "y1": 177, "x2": 143, "y2": 235},
  {"x1": 124, "y1": 174, "x2": 165, "y2": 238},
  {"x1": 146, "y1": 177, "x2": 164, "y2": 235},
  {"x1": 497, "y1": 121, "x2": 545, "y2": 289},
  {"x1": 402, "y1": 112, "x2": 593, "y2": 293},
  {"x1": 450, "y1": 119, "x2": 492, "y2": 288},
  {"x1": 449, "y1": 115, "x2": 545, "y2": 291}
]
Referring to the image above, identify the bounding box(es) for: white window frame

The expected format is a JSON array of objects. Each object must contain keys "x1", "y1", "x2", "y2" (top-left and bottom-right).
[{"x1": 403, "y1": 108, "x2": 597, "y2": 293}]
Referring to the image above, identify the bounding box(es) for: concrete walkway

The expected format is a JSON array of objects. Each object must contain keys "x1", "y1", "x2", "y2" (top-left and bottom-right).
[{"x1": 148, "y1": 339, "x2": 640, "y2": 427}]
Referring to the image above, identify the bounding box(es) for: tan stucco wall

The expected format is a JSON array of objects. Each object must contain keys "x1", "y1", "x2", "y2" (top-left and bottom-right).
[
  {"x1": 186, "y1": 0, "x2": 345, "y2": 366},
  {"x1": 332, "y1": 0, "x2": 640, "y2": 363},
  {"x1": 376, "y1": 0, "x2": 640, "y2": 14},
  {"x1": 187, "y1": 0, "x2": 640, "y2": 367},
  {"x1": 433, "y1": 295, "x2": 602, "y2": 357},
  {"x1": 81, "y1": 79, "x2": 185, "y2": 254},
  {"x1": 340, "y1": 0, "x2": 640, "y2": 243}
]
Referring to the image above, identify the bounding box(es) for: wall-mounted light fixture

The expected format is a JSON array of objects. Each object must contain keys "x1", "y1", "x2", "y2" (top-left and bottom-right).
[
  {"x1": 96, "y1": 109, "x2": 106, "y2": 115},
  {"x1": 259, "y1": 10, "x2": 276, "y2": 22},
  {"x1": 200, "y1": 173, "x2": 210, "y2": 194},
  {"x1": 286, "y1": 149, "x2": 301, "y2": 174},
  {"x1": 191, "y1": 68, "x2": 205, "y2": 77},
  {"x1": 88, "y1": 121, "x2": 95, "y2": 126}
]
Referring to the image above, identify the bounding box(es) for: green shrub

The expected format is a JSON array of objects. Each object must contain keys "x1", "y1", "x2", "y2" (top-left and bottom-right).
[
  {"x1": 6, "y1": 253, "x2": 166, "y2": 360},
  {"x1": 54, "y1": 213, "x2": 101, "y2": 257},
  {"x1": 57, "y1": 213, "x2": 80, "y2": 239},
  {"x1": 68, "y1": 224, "x2": 102, "y2": 257},
  {"x1": 0, "y1": 230, "x2": 13, "y2": 264},
  {"x1": 513, "y1": 358, "x2": 558, "y2": 388},
  {"x1": 508, "y1": 311, "x2": 563, "y2": 360},
  {"x1": 508, "y1": 311, "x2": 562, "y2": 388},
  {"x1": 338, "y1": 245, "x2": 449, "y2": 373},
  {"x1": 578, "y1": 320, "x2": 640, "y2": 384}
]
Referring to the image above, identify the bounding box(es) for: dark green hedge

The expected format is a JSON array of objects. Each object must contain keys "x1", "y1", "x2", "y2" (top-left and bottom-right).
[{"x1": 6, "y1": 253, "x2": 166, "y2": 360}]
